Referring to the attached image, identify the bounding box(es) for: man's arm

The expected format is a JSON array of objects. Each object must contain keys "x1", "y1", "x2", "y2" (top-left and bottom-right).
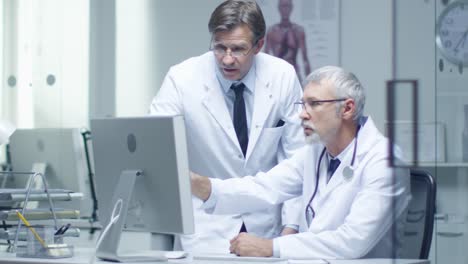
[
  {"x1": 280, "y1": 226, "x2": 298, "y2": 236},
  {"x1": 190, "y1": 172, "x2": 211, "y2": 202},
  {"x1": 190, "y1": 145, "x2": 323, "y2": 258},
  {"x1": 190, "y1": 148, "x2": 306, "y2": 216},
  {"x1": 230, "y1": 233, "x2": 273, "y2": 257}
]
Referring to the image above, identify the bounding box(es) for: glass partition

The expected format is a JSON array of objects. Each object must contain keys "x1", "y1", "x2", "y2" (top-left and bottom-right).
[{"x1": 394, "y1": 0, "x2": 468, "y2": 263}]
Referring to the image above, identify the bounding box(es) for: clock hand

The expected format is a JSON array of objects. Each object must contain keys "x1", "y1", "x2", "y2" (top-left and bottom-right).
[
  {"x1": 454, "y1": 27, "x2": 468, "y2": 53},
  {"x1": 462, "y1": 28, "x2": 468, "y2": 49}
]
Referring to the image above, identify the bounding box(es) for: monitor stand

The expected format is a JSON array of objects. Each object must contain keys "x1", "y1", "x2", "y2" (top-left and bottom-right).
[
  {"x1": 30, "y1": 162, "x2": 47, "y2": 188},
  {"x1": 96, "y1": 170, "x2": 174, "y2": 262},
  {"x1": 24, "y1": 162, "x2": 48, "y2": 209},
  {"x1": 151, "y1": 232, "x2": 173, "y2": 251}
]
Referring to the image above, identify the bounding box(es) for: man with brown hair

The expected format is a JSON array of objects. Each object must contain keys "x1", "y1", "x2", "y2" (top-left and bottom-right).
[{"x1": 150, "y1": 0, "x2": 303, "y2": 254}]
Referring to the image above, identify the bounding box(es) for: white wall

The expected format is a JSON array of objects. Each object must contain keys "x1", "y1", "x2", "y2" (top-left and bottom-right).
[
  {"x1": 89, "y1": 0, "x2": 116, "y2": 121},
  {"x1": 31, "y1": 0, "x2": 89, "y2": 128},
  {"x1": 115, "y1": 0, "x2": 222, "y2": 117},
  {"x1": 2, "y1": 0, "x2": 89, "y2": 129},
  {"x1": 2, "y1": 0, "x2": 22, "y2": 127},
  {"x1": 115, "y1": 0, "x2": 153, "y2": 117},
  {"x1": 58, "y1": 0, "x2": 90, "y2": 128},
  {"x1": 113, "y1": 0, "x2": 395, "y2": 129},
  {"x1": 341, "y1": 0, "x2": 393, "y2": 131},
  {"x1": 395, "y1": 0, "x2": 436, "y2": 123}
]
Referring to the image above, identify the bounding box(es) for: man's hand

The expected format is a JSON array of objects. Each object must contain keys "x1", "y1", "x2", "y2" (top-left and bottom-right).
[
  {"x1": 280, "y1": 226, "x2": 298, "y2": 236},
  {"x1": 190, "y1": 171, "x2": 211, "y2": 201},
  {"x1": 229, "y1": 233, "x2": 273, "y2": 257}
]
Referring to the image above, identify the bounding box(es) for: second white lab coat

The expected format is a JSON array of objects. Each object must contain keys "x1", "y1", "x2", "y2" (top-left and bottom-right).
[
  {"x1": 149, "y1": 52, "x2": 304, "y2": 253},
  {"x1": 207, "y1": 117, "x2": 411, "y2": 259}
]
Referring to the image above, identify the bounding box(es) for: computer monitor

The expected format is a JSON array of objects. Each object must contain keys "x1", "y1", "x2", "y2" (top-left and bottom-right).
[
  {"x1": 7, "y1": 128, "x2": 93, "y2": 217},
  {"x1": 90, "y1": 115, "x2": 194, "y2": 261}
]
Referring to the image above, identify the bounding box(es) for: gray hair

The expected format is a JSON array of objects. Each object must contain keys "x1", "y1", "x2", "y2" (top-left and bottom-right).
[
  {"x1": 208, "y1": 0, "x2": 266, "y2": 44},
  {"x1": 304, "y1": 66, "x2": 366, "y2": 121}
]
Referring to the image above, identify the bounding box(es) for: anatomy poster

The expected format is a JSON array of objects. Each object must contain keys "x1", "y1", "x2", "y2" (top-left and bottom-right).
[{"x1": 258, "y1": 0, "x2": 340, "y2": 82}]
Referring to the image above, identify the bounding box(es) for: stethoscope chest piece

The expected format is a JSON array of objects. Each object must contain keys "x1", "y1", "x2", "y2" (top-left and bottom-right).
[{"x1": 342, "y1": 165, "x2": 354, "y2": 181}]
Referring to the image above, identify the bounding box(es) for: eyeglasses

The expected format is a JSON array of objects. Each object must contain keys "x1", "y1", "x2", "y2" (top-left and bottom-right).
[
  {"x1": 295, "y1": 98, "x2": 347, "y2": 112},
  {"x1": 210, "y1": 42, "x2": 256, "y2": 58}
]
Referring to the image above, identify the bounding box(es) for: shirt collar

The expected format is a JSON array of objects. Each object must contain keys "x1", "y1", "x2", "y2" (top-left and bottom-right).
[
  {"x1": 214, "y1": 56, "x2": 256, "y2": 94},
  {"x1": 327, "y1": 137, "x2": 355, "y2": 162},
  {"x1": 327, "y1": 118, "x2": 367, "y2": 162}
]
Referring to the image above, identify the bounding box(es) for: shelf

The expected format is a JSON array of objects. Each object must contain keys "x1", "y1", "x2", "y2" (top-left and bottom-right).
[
  {"x1": 417, "y1": 162, "x2": 468, "y2": 168},
  {"x1": 436, "y1": 92, "x2": 468, "y2": 97},
  {"x1": 1, "y1": 209, "x2": 80, "y2": 221}
]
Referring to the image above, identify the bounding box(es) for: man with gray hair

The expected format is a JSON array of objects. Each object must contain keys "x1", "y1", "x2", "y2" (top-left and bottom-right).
[
  {"x1": 191, "y1": 66, "x2": 411, "y2": 259},
  {"x1": 150, "y1": 0, "x2": 304, "y2": 253}
]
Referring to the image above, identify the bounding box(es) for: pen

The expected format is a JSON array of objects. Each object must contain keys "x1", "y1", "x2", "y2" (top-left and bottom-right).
[
  {"x1": 55, "y1": 223, "x2": 71, "y2": 235},
  {"x1": 15, "y1": 210, "x2": 47, "y2": 248}
]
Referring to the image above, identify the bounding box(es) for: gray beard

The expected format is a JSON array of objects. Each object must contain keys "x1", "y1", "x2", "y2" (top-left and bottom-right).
[{"x1": 305, "y1": 133, "x2": 321, "y2": 145}]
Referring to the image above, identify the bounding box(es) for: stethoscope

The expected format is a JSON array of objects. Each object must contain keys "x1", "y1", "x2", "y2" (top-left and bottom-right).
[{"x1": 305, "y1": 125, "x2": 361, "y2": 226}]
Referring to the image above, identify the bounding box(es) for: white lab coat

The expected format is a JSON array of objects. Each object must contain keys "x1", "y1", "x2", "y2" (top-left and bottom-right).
[
  {"x1": 149, "y1": 52, "x2": 304, "y2": 253},
  {"x1": 207, "y1": 117, "x2": 411, "y2": 259}
]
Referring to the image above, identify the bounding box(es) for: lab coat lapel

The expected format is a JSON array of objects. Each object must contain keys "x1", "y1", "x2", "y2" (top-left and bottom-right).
[
  {"x1": 355, "y1": 117, "x2": 380, "y2": 157},
  {"x1": 323, "y1": 139, "x2": 357, "y2": 195},
  {"x1": 323, "y1": 158, "x2": 347, "y2": 194},
  {"x1": 201, "y1": 77, "x2": 241, "y2": 151},
  {"x1": 325, "y1": 154, "x2": 359, "y2": 195},
  {"x1": 324, "y1": 117, "x2": 378, "y2": 194},
  {"x1": 245, "y1": 77, "x2": 274, "y2": 160}
]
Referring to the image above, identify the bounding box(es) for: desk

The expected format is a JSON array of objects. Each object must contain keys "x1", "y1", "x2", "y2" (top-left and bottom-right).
[{"x1": 0, "y1": 248, "x2": 430, "y2": 264}]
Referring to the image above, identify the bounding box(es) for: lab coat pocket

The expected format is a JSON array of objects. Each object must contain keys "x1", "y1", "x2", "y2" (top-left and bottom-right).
[
  {"x1": 260, "y1": 126, "x2": 284, "y2": 145},
  {"x1": 248, "y1": 126, "x2": 285, "y2": 170},
  {"x1": 257, "y1": 126, "x2": 284, "y2": 154}
]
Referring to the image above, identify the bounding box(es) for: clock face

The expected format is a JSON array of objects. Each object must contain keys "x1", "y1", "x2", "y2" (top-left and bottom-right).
[{"x1": 436, "y1": 1, "x2": 468, "y2": 66}]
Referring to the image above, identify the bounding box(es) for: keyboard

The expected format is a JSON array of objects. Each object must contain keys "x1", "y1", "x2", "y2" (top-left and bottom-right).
[
  {"x1": 193, "y1": 253, "x2": 287, "y2": 262},
  {"x1": 115, "y1": 250, "x2": 187, "y2": 262}
]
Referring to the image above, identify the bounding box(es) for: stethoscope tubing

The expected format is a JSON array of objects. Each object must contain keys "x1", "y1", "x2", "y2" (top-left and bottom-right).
[{"x1": 305, "y1": 125, "x2": 361, "y2": 223}]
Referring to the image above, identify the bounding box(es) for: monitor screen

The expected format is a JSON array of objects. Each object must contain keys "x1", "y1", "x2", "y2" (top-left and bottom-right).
[
  {"x1": 91, "y1": 115, "x2": 194, "y2": 236},
  {"x1": 8, "y1": 128, "x2": 93, "y2": 217}
]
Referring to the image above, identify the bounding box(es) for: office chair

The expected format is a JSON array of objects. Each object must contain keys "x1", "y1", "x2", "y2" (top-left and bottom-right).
[{"x1": 401, "y1": 168, "x2": 436, "y2": 259}]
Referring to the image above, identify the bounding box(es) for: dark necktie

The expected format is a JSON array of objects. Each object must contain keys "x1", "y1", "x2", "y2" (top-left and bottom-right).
[
  {"x1": 327, "y1": 158, "x2": 341, "y2": 182},
  {"x1": 231, "y1": 82, "x2": 249, "y2": 157}
]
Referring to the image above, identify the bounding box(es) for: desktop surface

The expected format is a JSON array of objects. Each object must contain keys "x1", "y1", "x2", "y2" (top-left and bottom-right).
[{"x1": 0, "y1": 247, "x2": 430, "y2": 264}]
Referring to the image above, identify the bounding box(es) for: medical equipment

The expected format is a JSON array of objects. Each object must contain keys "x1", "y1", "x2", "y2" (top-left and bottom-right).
[{"x1": 305, "y1": 125, "x2": 361, "y2": 226}]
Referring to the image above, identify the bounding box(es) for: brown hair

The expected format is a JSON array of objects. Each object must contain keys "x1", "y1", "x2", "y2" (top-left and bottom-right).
[{"x1": 208, "y1": 0, "x2": 266, "y2": 44}]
